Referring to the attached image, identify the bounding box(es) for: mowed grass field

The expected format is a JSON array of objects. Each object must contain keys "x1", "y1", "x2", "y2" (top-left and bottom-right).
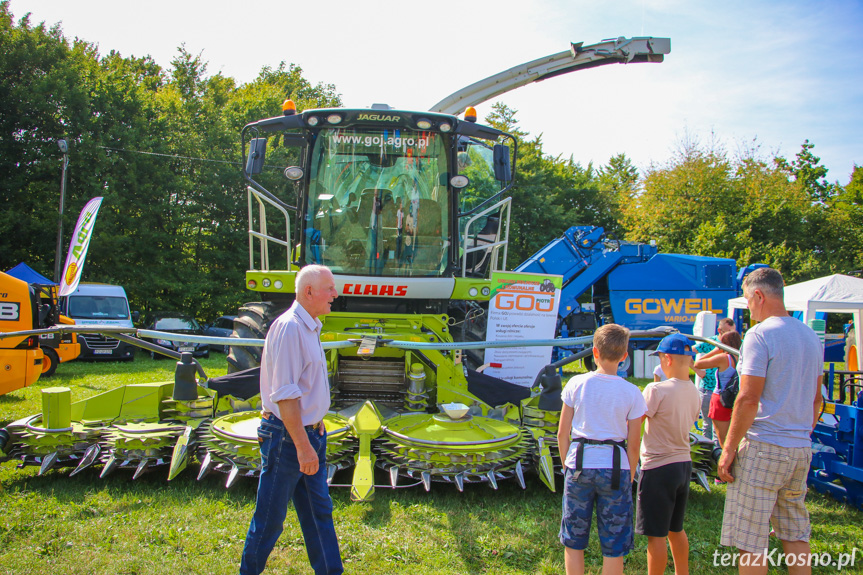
[{"x1": 1, "y1": 354, "x2": 862, "y2": 575}]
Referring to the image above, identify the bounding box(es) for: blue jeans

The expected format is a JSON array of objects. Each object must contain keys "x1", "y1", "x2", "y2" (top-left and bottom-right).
[{"x1": 239, "y1": 416, "x2": 343, "y2": 575}]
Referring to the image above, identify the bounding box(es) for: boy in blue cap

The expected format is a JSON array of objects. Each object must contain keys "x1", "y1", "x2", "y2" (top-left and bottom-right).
[
  {"x1": 636, "y1": 333, "x2": 702, "y2": 575},
  {"x1": 557, "y1": 324, "x2": 647, "y2": 575}
]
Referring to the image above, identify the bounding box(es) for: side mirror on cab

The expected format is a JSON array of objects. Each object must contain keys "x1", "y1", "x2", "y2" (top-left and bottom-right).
[
  {"x1": 493, "y1": 144, "x2": 511, "y2": 184},
  {"x1": 245, "y1": 138, "x2": 267, "y2": 175}
]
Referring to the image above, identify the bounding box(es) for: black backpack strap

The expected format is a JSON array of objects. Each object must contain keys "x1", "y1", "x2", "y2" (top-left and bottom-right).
[
  {"x1": 571, "y1": 438, "x2": 627, "y2": 490},
  {"x1": 611, "y1": 443, "x2": 622, "y2": 491}
]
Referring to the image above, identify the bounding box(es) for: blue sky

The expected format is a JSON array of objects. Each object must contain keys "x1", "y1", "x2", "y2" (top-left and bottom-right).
[{"x1": 9, "y1": 0, "x2": 863, "y2": 183}]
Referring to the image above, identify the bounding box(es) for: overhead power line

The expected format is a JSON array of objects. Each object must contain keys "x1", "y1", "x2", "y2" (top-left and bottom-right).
[{"x1": 98, "y1": 145, "x2": 242, "y2": 166}]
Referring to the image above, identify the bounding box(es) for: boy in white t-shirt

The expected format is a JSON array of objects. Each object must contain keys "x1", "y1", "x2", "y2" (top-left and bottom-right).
[{"x1": 557, "y1": 324, "x2": 647, "y2": 575}]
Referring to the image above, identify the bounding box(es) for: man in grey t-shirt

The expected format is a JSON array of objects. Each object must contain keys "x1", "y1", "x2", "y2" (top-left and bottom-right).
[{"x1": 718, "y1": 268, "x2": 823, "y2": 574}]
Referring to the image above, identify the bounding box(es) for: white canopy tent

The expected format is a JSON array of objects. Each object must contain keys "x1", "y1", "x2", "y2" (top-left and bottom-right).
[{"x1": 728, "y1": 274, "x2": 863, "y2": 370}]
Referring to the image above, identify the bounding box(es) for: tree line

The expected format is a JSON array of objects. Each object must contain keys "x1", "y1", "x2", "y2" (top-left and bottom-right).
[{"x1": 2, "y1": 3, "x2": 861, "y2": 324}]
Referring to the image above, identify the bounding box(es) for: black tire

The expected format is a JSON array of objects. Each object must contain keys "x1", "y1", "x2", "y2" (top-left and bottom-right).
[
  {"x1": 582, "y1": 345, "x2": 635, "y2": 376},
  {"x1": 619, "y1": 345, "x2": 635, "y2": 377},
  {"x1": 41, "y1": 347, "x2": 59, "y2": 377},
  {"x1": 227, "y1": 302, "x2": 285, "y2": 373},
  {"x1": 203, "y1": 351, "x2": 210, "y2": 359}
]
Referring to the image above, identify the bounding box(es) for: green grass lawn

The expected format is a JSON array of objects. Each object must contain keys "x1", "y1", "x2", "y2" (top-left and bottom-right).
[{"x1": 1, "y1": 354, "x2": 862, "y2": 574}]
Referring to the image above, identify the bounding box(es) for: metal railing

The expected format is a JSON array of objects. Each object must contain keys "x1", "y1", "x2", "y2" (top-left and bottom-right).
[
  {"x1": 247, "y1": 186, "x2": 291, "y2": 272},
  {"x1": 460, "y1": 197, "x2": 511, "y2": 278}
]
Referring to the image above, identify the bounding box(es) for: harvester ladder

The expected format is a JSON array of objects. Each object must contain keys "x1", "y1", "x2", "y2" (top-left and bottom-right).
[
  {"x1": 247, "y1": 186, "x2": 292, "y2": 272},
  {"x1": 461, "y1": 197, "x2": 511, "y2": 277}
]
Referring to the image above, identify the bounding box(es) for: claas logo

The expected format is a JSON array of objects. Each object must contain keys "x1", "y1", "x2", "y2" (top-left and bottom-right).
[{"x1": 342, "y1": 283, "x2": 408, "y2": 297}]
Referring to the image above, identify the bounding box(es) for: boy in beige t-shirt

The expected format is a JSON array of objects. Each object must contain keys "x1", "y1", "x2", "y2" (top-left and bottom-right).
[{"x1": 636, "y1": 334, "x2": 701, "y2": 575}]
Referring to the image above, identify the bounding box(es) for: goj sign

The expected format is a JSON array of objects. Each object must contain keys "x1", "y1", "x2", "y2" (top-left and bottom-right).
[{"x1": 483, "y1": 271, "x2": 562, "y2": 387}]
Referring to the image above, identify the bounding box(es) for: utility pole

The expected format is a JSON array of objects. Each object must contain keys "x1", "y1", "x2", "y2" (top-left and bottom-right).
[{"x1": 54, "y1": 139, "x2": 69, "y2": 284}]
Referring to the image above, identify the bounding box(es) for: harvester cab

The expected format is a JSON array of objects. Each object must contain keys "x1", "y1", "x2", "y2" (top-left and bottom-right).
[
  {"x1": 241, "y1": 103, "x2": 514, "y2": 293},
  {"x1": 230, "y1": 103, "x2": 516, "y2": 372}
]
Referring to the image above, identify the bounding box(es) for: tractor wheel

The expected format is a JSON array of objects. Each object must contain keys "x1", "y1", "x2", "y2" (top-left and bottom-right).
[
  {"x1": 41, "y1": 347, "x2": 59, "y2": 377},
  {"x1": 583, "y1": 355, "x2": 596, "y2": 372},
  {"x1": 227, "y1": 302, "x2": 285, "y2": 373}
]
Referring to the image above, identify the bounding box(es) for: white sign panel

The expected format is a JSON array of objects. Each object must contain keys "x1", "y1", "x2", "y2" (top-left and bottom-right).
[{"x1": 483, "y1": 271, "x2": 562, "y2": 387}]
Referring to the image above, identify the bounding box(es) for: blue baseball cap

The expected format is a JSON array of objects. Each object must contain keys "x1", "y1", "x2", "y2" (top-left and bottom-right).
[{"x1": 650, "y1": 334, "x2": 697, "y2": 357}]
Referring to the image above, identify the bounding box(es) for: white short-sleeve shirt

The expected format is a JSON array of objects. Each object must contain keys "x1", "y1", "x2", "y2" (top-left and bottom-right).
[
  {"x1": 561, "y1": 372, "x2": 647, "y2": 469},
  {"x1": 259, "y1": 301, "x2": 330, "y2": 426}
]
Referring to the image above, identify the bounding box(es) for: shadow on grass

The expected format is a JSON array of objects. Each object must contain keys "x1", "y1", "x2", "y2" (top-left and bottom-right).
[
  {"x1": 2, "y1": 461, "x2": 259, "y2": 510},
  {"x1": 0, "y1": 393, "x2": 26, "y2": 406}
]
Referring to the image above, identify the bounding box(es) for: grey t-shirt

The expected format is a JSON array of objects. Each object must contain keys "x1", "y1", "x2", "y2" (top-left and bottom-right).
[{"x1": 738, "y1": 315, "x2": 822, "y2": 448}]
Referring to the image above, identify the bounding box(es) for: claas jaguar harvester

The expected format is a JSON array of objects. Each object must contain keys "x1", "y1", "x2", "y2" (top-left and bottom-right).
[
  {"x1": 1, "y1": 38, "x2": 706, "y2": 501},
  {"x1": 223, "y1": 100, "x2": 545, "y2": 501}
]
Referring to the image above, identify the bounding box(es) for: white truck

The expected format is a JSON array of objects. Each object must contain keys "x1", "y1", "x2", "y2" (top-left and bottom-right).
[{"x1": 60, "y1": 283, "x2": 136, "y2": 361}]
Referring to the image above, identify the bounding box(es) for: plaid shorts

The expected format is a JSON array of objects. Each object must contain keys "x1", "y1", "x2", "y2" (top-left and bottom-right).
[
  {"x1": 720, "y1": 438, "x2": 812, "y2": 553},
  {"x1": 560, "y1": 468, "x2": 634, "y2": 557}
]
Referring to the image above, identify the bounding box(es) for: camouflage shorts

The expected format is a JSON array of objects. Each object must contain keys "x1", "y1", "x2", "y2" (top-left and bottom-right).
[{"x1": 560, "y1": 467, "x2": 634, "y2": 557}]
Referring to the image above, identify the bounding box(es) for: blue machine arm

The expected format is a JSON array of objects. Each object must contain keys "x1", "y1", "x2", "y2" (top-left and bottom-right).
[{"x1": 515, "y1": 226, "x2": 656, "y2": 320}]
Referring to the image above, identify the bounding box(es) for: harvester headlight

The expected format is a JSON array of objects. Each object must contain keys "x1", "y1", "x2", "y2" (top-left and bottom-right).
[
  {"x1": 248, "y1": 280, "x2": 257, "y2": 289},
  {"x1": 307, "y1": 116, "x2": 320, "y2": 126},
  {"x1": 156, "y1": 339, "x2": 171, "y2": 346},
  {"x1": 481, "y1": 287, "x2": 490, "y2": 296},
  {"x1": 284, "y1": 166, "x2": 304, "y2": 180},
  {"x1": 439, "y1": 122, "x2": 452, "y2": 133},
  {"x1": 469, "y1": 287, "x2": 479, "y2": 297},
  {"x1": 327, "y1": 114, "x2": 343, "y2": 125},
  {"x1": 450, "y1": 175, "x2": 469, "y2": 189},
  {"x1": 262, "y1": 278, "x2": 271, "y2": 288},
  {"x1": 416, "y1": 118, "x2": 432, "y2": 130},
  {"x1": 274, "y1": 280, "x2": 283, "y2": 289}
]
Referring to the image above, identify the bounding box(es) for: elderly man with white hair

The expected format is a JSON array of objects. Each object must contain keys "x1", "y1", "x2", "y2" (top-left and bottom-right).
[{"x1": 240, "y1": 264, "x2": 342, "y2": 575}]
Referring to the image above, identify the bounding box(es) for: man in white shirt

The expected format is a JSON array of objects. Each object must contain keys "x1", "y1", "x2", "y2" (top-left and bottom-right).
[{"x1": 240, "y1": 265, "x2": 342, "y2": 575}]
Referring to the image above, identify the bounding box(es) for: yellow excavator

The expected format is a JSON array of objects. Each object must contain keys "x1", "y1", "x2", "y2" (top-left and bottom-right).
[
  {"x1": 0, "y1": 271, "x2": 81, "y2": 395},
  {"x1": 1, "y1": 272, "x2": 45, "y2": 394}
]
